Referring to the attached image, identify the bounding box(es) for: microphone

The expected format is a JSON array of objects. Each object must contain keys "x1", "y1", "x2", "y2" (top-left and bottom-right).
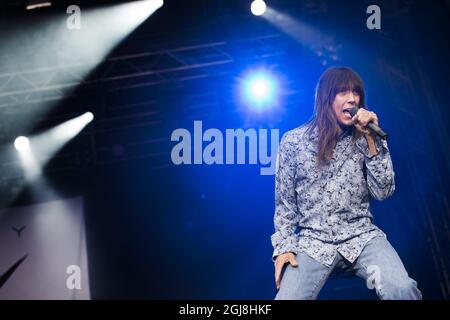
[{"x1": 348, "y1": 106, "x2": 388, "y2": 140}]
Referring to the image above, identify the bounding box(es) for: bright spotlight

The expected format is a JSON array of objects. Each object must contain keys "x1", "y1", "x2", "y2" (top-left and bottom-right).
[
  {"x1": 241, "y1": 70, "x2": 279, "y2": 112},
  {"x1": 15, "y1": 135, "x2": 41, "y2": 178},
  {"x1": 49, "y1": 112, "x2": 94, "y2": 144},
  {"x1": 14, "y1": 136, "x2": 30, "y2": 152},
  {"x1": 83, "y1": 112, "x2": 94, "y2": 123},
  {"x1": 250, "y1": 79, "x2": 270, "y2": 99},
  {"x1": 251, "y1": 0, "x2": 267, "y2": 16},
  {"x1": 27, "y1": 111, "x2": 95, "y2": 171}
]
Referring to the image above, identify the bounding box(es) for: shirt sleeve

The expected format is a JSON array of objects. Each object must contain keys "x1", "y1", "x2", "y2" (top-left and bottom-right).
[
  {"x1": 355, "y1": 135, "x2": 395, "y2": 201},
  {"x1": 271, "y1": 132, "x2": 300, "y2": 260}
]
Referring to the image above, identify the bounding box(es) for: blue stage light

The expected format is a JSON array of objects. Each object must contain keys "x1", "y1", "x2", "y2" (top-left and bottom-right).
[{"x1": 241, "y1": 71, "x2": 279, "y2": 112}]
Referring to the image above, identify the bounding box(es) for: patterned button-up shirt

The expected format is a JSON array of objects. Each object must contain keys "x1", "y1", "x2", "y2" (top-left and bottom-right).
[{"x1": 271, "y1": 123, "x2": 395, "y2": 266}]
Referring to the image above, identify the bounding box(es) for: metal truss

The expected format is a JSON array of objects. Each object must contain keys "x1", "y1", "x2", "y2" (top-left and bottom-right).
[
  {"x1": 0, "y1": 34, "x2": 284, "y2": 109},
  {"x1": 379, "y1": 57, "x2": 450, "y2": 299},
  {"x1": 0, "y1": 33, "x2": 287, "y2": 182}
]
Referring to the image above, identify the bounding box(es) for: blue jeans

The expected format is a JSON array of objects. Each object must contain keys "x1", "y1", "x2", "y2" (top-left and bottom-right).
[{"x1": 275, "y1": 236, "x2": 422, "y2": 300}]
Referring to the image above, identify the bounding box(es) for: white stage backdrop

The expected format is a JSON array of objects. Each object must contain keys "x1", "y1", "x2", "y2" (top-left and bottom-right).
[{"x1": 0, "y1": 196, "x2": 90, "y2": 299}]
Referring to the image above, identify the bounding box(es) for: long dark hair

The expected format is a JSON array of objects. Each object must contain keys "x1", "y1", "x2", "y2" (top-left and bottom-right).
[{"x1": 306, "y1": 66, "x2": 366, "y2": 167}]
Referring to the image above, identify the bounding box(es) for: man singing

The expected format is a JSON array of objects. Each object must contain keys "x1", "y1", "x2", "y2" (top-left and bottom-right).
[{"x1": 271, "y1": 66, "x2": 422, "y2": 300}]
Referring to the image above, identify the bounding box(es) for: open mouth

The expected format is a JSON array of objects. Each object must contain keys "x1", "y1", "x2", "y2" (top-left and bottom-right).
[{"x1": 342, "y1": 109, "x2": 352, "y2": 118}]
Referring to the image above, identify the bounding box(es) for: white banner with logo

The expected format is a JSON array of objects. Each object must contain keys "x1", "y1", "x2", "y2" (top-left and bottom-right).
[{"x1": 0, "y1": 197, "x2": 90, "y2": 299}]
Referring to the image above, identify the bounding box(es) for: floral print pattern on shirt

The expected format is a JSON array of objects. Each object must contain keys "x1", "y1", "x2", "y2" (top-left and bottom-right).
[{"x1": 271, "y1": 124, "x2": 395, "y2": 266}]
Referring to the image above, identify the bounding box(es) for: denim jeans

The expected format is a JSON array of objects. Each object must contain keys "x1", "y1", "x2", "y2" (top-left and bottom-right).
[{"x1": 275, "y1": 236, "x2": 422, "y2": 300}]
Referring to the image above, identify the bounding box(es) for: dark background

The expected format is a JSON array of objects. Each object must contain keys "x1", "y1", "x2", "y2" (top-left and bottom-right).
[{"x1": 0, "y1": 0, "x2": 449, "y2": 299}]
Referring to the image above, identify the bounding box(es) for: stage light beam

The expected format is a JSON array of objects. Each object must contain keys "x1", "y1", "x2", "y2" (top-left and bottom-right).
[
  {"x1": 14, "y1": 136, "x2": 41, "y2": 178},
  {"x1": 1, "y1": 0, "x2": 164, "y2": 138},
  {"x1": 46, "y1": 111, "x2": 94, "y2": 144}
]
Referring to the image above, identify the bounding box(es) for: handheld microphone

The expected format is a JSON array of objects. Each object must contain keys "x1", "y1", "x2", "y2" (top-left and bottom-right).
[{"x1": 348, "y1": 106, "x2": 388, "y2": 140}]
